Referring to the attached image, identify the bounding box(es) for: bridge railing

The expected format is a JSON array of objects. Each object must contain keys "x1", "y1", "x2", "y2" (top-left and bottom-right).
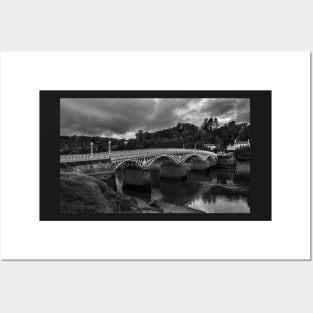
[
  {"x1": 60, "y1": 152, "x2": 110, "y2": 163},
  {"x1": 109, "y1": 148, "x2": 214, "y2": 158},
  {"x1": 60, "y1": 148, "x2": 216, "y2": 163}
]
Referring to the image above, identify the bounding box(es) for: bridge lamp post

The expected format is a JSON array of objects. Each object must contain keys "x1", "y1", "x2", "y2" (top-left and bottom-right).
[
  {"x1": 108, "y1": 140, "x2": 111, "y2": 158},
  {"x1": 90, "y1": 142, "x2": 94, "y2": 155}
]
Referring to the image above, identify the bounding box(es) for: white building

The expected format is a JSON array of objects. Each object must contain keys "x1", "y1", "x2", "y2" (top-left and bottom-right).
[
  {"x1": 226, "y1": 139, "x2": 250, "y2": 151},
  {"x1": 204, "y1": 143, "x2": 217, "y2": 151}
]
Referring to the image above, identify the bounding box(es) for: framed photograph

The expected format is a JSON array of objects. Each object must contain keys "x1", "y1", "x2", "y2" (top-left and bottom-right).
[
  {"x1": 0, "y1": 52, "x2": 310, "y2": 260},
  {"x1": 40, "y1": 90, "x2": 271, "y2": 221}
]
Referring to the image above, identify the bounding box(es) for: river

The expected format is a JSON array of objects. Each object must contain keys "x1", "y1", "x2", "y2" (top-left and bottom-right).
[{"x1": 115, "y1": 161, "x2": 250, "y2": 213}]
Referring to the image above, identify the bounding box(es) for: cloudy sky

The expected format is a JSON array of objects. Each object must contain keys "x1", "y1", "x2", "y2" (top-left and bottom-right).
[{"x1": 60, "y1": 98, "x2": 250, "y2": 139}]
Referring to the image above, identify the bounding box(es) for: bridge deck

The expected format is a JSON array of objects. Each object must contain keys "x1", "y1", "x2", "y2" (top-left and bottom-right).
[{"x1": 60, "y1": 148, "x2": 216, "y2": 163}]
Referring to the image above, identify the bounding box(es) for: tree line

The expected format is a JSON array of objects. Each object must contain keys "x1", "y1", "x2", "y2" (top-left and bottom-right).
[{"x1": 60, "y1": 118, "x2": 250, "y2": 154}]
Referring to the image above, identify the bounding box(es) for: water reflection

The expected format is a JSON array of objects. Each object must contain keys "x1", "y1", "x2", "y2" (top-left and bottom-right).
[{"x1": 115, "y1": 161, "x2": 250, "y2": 213}]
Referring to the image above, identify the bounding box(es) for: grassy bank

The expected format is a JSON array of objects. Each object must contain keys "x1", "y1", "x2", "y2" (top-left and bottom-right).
[
  {"x1": 60, "y1": 172, "x2": 117, "y2": 213},
  {"x1": 60, "y1": 172, "x2": 145, "y2": 214}
]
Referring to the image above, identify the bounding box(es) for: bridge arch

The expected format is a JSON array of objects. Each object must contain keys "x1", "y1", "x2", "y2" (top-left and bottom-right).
[
  {"x1": 206, "y1": 154, "x2": 218, "y2": 166},
  {"x1": 146, "y1": 154, "x2": 179, "y2": 168},
  {"x1": 114, "y1": 158, "x2": 143, "y2": 170},
  {"x1": 180, "y1": 153, "x2": 207, "y2": 164}
]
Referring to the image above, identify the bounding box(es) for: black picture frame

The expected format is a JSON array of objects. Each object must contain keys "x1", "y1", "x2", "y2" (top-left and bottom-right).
[{"x1": 40, "y1": 90, "x2": 271, "y2": 221}]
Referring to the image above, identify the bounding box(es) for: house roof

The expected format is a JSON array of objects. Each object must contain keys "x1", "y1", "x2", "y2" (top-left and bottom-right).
[{"x1": 235, "y1": 141, "x2": 249, "y2": 144}]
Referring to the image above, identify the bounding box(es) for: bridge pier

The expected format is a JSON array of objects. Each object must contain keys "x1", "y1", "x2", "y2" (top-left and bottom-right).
[
  {"x1": 190, "y1": 159, "x2": 211, "y2": 171},
  {"x1": 160, "y1": 164, "x2": 187, "y2": 180},
  {"x1": 123, "y1": 167, "x2": 151, "y2": 192}
]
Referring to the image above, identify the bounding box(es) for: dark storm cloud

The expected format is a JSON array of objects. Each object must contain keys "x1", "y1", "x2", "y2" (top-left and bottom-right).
[
  {"x1": 200, "y1": 99, "x2": 235, "y2": 116},
  {"x1": 60, "y1": 98, "x2": 250, "y2": 138},
  {"x1": 206, "y1": 98, "x2": 250, "y2": 123},
  {"x1": 61, "y1": 98, "x2": 156, "y2": 136}
]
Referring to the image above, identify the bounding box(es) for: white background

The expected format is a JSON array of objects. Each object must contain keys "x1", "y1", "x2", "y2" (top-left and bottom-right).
[
  {"x1": 0, "y1": 1, "x2": 312, "y2": 312},
  {"x1": 1, "y1": 51, "x2": 310, "y2": 260}
]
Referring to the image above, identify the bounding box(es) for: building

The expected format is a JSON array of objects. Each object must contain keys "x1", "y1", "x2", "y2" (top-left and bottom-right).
[
  {"x1": 226, "y1": 139, "x2": 250, "y2": 151},
  {"x1": 203, "y1": 143, "x2": 217, "y2": 151}
]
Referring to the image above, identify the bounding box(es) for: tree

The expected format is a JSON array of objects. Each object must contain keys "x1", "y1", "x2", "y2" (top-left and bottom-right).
[
  {"x1": 215, "y1": 136, "x2": 224, "y2": 149},
  {"x1": 237, "y1": 124, "x2": 250, "y2": 141},
  {"x1": 201, "y1": 117, "x2": 214, "y2": 132},
  {"x1": 61, "y1": 144, "x2": 70, "y2": 154},
  {"x1": 208, "y1": 117, "x2": 214, "y2": 131},
  {"x1": 97, "y1": 144, "x2": 105, "y2": 152},
  {"x1": 117, "y1": 141, "x2": 125, "y2": 150},
  {"x1": 201, "y1": 118, "x2": 209, "y2": 131},
  {"x1": 228, "y1": 120, "x2": 236, "y2": 128},
  {"x1": 136, "y1": 129, "x2": 144, "y2": 143},
  {"x1": 126, "y1": 139, "x2": 139, "y2": 150},
  {"x1": 213, "y1": 117, "x2": 219, "y2": 129}
]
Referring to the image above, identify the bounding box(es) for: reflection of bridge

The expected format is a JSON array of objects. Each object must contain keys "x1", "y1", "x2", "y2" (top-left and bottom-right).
[{"x1": 60, "y1": 148, "x2": 217, "y2": 170}]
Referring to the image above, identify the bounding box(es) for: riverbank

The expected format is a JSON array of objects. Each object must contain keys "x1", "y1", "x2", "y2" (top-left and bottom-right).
[
  {"x1": 60, "y1": 172, "x2": 202, "y2": 214},
  {"x1": 133, "y1": 197, "x2": 204, "y2": 214}
]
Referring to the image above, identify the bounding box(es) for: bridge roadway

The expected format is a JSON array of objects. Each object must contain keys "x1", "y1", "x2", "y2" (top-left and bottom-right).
[{"x1": 60, "y1": 148, "x2": 217, "y2": 170}]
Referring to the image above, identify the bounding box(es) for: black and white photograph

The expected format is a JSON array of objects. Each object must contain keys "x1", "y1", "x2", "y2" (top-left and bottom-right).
[{"x1": 60, "y1": 97, "x2": 251, "y2": 215}]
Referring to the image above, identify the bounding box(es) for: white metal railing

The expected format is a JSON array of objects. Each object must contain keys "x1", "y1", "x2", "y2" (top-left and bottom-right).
[{"x1": 60, "y1": 148, "x2": 216, "y2": 163}]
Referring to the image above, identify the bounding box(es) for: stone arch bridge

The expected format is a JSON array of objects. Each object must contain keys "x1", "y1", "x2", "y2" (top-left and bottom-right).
[{"x1": 60, "y1": 148, "x2": 217, "y2": 170}]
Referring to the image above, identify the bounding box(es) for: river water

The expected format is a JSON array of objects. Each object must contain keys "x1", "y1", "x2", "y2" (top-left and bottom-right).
[{"x1": 115, "y1": 161, "x2": 250, "y2": 213}]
